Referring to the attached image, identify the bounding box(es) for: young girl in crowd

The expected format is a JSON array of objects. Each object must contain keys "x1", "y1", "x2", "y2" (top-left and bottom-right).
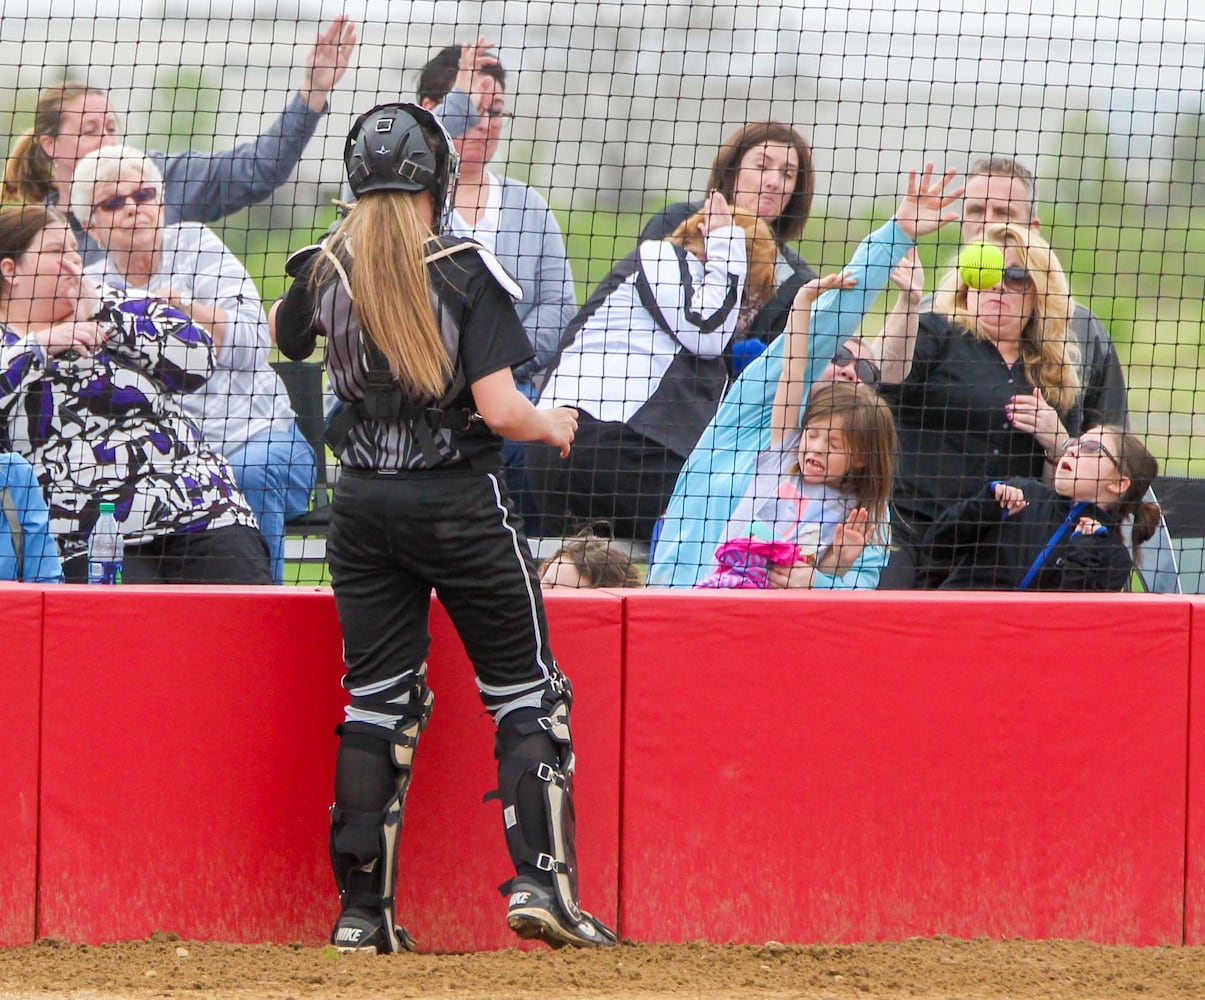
[
  {"x1": 922, "y1": 426, "x2": 1160, "y2": 591},
  {"x1": 697, "y1": 272, "x2": 897, "y2": 589},
  {"x1": 539, "y1": 527, "x2": 645, "y2": 589}
]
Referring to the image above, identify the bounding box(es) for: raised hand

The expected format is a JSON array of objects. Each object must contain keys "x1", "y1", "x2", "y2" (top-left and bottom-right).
[
  {"x1": 792, "y1": 269, "x2": 858, "y2": 312},
  {"x1": 894, "y1": 162, "x2": 964, "y2": 241},
  {"x1": 697, "y1": 190, "x2": 734, "y2": 238},
  {"x1": 454, "y1": 36, "x2": 501, "y2": 100},
  {"x1": 888, "y1": 248, "x2": 924, "y2": 303},
  {"x1": 302, "y1": 17, "x2": 357, "y2": 112}
]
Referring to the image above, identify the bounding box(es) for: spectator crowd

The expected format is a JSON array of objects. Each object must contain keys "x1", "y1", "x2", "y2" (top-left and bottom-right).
[{"x1": 0, "y1": 17, "x2": 1175, "y2": 593}]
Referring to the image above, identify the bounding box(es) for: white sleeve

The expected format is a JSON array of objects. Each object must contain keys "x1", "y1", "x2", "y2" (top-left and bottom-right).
[{"x1": 636, "y1": 227, "x2": 747, "y2": 359}]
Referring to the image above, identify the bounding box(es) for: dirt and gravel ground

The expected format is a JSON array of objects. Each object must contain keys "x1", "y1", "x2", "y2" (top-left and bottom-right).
[{"x1": 4, "y1": 934, "x2": 1205, "y2": 1000}]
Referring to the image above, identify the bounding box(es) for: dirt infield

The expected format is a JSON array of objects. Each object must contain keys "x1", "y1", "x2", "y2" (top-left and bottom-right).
[{"x1": 4, "y1": 935, "x2": 1205, "y2": 1000}]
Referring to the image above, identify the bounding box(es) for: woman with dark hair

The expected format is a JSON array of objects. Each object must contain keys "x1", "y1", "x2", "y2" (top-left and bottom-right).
[
  {"x1": 0, "y1": 204, "x2": 270, "y2": 584},
  {"x1": 640, "y1": 121, "x2": 817, "y2": 360},
  {"x1": 275, "y1": 103, "x2": 613, "y2": 953},
  {"x1": 526, "y1": 192, "x2": 779, "y2": 542}
]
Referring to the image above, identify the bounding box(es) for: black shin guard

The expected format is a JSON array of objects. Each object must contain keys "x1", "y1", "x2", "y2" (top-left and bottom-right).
[
  {"x1": 490, "y1": 702, "x2": 584, "y2": 923},
  {"x1": 328, "y1": 695, "x2": 431, "y2": 953}
]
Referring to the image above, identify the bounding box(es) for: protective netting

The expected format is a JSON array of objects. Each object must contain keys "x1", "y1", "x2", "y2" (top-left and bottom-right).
[{"x1": 0, "y1": 3, "x2": 1202, "y2": 591}]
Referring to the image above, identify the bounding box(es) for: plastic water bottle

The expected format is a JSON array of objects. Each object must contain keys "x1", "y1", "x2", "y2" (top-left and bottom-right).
[{"x1": 87, "y1": 502, "x2": 124, "y2": 584}]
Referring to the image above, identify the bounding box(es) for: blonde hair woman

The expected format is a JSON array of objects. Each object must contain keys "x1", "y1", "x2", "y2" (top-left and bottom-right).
[
  {"x1": 877, "y1": 222, "x2": 1085, "y2": 588},
  {"x1": 273, "y1": 103, "x2": 613, "y2": 954}
]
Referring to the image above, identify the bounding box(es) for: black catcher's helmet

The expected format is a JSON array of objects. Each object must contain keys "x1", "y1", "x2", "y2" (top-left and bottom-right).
[{"x1": 344, "y1": 102, "x2": 459, "y2": 227}]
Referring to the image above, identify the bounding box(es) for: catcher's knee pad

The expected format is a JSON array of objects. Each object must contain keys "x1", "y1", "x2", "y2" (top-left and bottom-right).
[
  {"x1": 345, "y1": 661, "x2": 433, "y2": 739},
  {"x1": 488, "y1": 700, "x2": 586, "y2": 926}
]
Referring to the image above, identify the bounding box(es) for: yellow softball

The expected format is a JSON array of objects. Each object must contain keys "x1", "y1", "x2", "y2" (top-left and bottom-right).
[{"x1": 958, "y1": 241, "x2": 1006, "y2": 290}]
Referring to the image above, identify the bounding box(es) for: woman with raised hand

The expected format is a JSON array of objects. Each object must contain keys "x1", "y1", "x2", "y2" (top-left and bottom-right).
[
  {"x1": 876, "y1": 222, "x2": 1084, "y2": 588},
  {"x1": 1, "y1": 17, "x2": 356, "y2": 263}
]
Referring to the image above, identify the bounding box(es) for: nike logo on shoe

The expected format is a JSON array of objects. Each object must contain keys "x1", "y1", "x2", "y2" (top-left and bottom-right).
[
  {"x1": 509, "y1": 892, "x2": 532, "y2": 906},
  {"x1": 335, "y1": 927, "x2": 364, "y2": 943}
]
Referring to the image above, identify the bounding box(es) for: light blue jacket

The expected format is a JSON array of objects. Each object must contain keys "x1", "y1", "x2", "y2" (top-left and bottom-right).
[
  {"x1": 0, "y1": 452, "x2": 63, "y2": 583},
  {"x1": 647, "y1": 218, "x2": 915, "y2": 588}
]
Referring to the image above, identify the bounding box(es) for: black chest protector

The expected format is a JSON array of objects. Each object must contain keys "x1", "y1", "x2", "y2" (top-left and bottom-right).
[{"x1": 322, "y1": 236, "x2": 489, "y2": 466}]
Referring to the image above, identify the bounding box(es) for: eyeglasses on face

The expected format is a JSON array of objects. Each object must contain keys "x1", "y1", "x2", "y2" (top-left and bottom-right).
[
  {"x1": 1061, "y1": 436, "x2": 1116, "y2": 463},
  {"x1": 478, "y1": 108, "x2": 513, "y2": 120},
  {"x1": 93, "y1": 186, "x2": 158, "y2": 214},
  {"x1": 831, "y1": 345, "x2": 881, "y2": 386}
]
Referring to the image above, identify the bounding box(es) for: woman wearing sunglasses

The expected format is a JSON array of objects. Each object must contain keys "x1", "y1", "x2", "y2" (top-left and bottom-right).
[
  {"x1": 0, "y1": 204, "x2": 270, "y2": 583},
  {"x1": 876, "y1": 222, "x2": 1084, "y2": 589},
  {"x1": 922, "y1": 428, "x2": 1161, "y2": 591},
  {"x1": 72, "y1": 145, "x2": 315, "y2": 585}
]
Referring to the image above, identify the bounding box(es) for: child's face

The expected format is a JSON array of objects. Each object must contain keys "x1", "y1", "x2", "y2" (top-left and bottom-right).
[
  {"x1": 540, "y1": 556, "x2": 591, "y2": 589},
  {"x1": 1052, "y1": 430, "x2": 1126, "y2": 504},
  {"x1": 800, "y1": 417, "x2": 853, "y2": 487}
]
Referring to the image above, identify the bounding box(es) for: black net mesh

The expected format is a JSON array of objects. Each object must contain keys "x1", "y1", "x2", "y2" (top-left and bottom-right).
[{"x1": 0, "y1": 5, "x2": 1201, "y2": 590}]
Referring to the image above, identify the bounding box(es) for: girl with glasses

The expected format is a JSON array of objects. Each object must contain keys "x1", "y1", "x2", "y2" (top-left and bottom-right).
[{"x1": 922, "y1": 427, "x2": 1160, "y2": 591}]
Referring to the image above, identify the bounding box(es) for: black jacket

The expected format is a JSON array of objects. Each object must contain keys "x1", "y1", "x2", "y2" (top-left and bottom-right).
[{"x1": 922, "y1": 477, "x2": 1133, "y2": 591}]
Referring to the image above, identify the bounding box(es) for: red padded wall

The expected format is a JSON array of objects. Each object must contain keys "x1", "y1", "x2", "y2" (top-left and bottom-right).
[
  {"x1": 1184, "y1": 598, "x2": 1205, "y2": 944},
  {"x1": 38, "y1": 586, "x2": 344, "y2": 944},
  {"x1": 621, "y1": 590, "x2": 1189, "y2": 946},
  {"x1": 0, "y1": 584, "x2": 42, "y2": 945},
  {"x1": 37, "y1": 586, "x2": 621, "y2": 951}
]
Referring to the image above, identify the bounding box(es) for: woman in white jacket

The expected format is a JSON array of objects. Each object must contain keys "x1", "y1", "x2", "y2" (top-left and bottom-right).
[{"x1": 525, "y1": 191, "x2": 777, "y2": 542}]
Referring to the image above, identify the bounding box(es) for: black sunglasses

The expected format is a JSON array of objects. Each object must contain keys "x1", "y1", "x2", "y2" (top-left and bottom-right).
[
  {"x1": 998, "y1": 265, "x2": 1032, "y2": 291},
  {"x1": 93, "y1": 185, "x2": 158, "y2": 214},
  {"x1": 831, "y1": 345, "x2": 881, "y2": 386}
]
